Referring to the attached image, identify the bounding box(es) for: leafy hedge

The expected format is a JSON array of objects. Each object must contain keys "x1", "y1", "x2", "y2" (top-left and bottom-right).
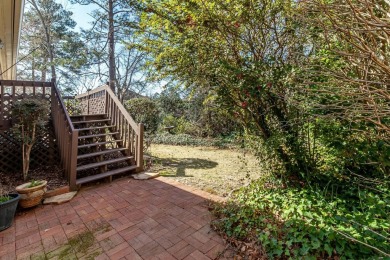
[
  {"x1": 125, "y1": 98, "x2": 160, "y2": 134},
  {"x1": 152, "y1": 132, "x2": 235, "y2": 148},
  {"x1": 212, "y1": 180, "x2": 390, "y2": 259}
]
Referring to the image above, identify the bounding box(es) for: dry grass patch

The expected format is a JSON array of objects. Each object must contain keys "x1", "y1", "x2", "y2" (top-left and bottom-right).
[{"x1": 148, "y1": 144, "x2": 262, "y2": 196}]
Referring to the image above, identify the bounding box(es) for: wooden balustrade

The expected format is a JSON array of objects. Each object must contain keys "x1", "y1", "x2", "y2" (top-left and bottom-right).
[
  {"x1": 51, "y1": 80, "x2": 78, "y2": 190},
  {"x1": 75, "y1": 85, "x2": 144, "y2": 172}
]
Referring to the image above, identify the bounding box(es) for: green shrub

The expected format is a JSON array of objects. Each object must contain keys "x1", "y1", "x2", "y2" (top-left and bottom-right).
[
  {"x1": 125, "y1": 98, "x2": 160, "y2": 134},
  {"x1": 12, "y1": 98, "x2": 50, "y2": 180},
  {"x1": 314, "y1": 120, "x2": 389, "y2": 183},
  {"x1": 152, "y1": 132, "x2": 235, "y2": 148},
  {"x1": 212, "y1": 180, "x2": 390, "y2": 259},
  {"x1": 159, "y1": 114, "x2": 178, "y2": 133}
]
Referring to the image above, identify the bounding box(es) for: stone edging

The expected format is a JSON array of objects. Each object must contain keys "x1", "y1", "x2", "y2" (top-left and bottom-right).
[{"x1": 43, "y1": 186, "x2": 70, "y2": 199}]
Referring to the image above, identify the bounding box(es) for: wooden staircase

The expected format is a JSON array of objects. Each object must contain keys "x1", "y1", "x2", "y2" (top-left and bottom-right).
[
  {"x1": 71, "y1": 114, "x2": 138, "y2": 186},
  {"x1": 53, "y1": 84, "x2": 144, "y2": 190},
  {"x1": 0, "y1": 80, "x2": 143, "y2": 190}
]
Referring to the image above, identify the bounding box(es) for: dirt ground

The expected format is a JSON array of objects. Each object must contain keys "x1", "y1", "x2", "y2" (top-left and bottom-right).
[
  {"x1": 0, "y1": 165, "x2": 68, "y2": 194},
  {"x1": 148, "y1": 144, "x2": 262, "y2": 197}
]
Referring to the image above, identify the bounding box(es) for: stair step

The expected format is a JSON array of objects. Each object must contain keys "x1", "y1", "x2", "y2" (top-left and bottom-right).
[
  {"x1": 73, "y1": 119, "x2": 111, "y2": 124},
  {"x1": 78, "y1": 132, "x2": 119, "y2": 139},
  {"x1": 76, "y1": 165, "x2": 138, "y2": 185},
  {"x1": 77, "y1": 156, "x2": 134, "y2": 171},
  {"x1": 77, "y1": 125, "x2": 115, "y2": 131},
  {"x1": 70, "y1": 114, "x2": 107, "y2": 118},
  {"x1": 77, "y1": 148, "x2": 127, "y2": 159},
  {"x1": 78, "y1": 140, "x2": 122, "y2": 149}
]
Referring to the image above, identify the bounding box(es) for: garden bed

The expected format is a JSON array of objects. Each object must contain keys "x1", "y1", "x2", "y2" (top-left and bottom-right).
[{"x1": 0, "y1": 165, "x2": 68, "y2": 194}]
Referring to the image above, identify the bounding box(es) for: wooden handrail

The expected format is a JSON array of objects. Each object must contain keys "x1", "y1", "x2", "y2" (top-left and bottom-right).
[
  {"x1": 51, "y1": 82, "x2": 75, "y2": 132},
  {"x1": 75, "y1": 85, "x2": 106, "y2": 98},
  {"x1": 0, "y1": 80, "x2": 52, "y2": 87},
  {"x1": 105, "y1": 87, "x2": 139, "y2": 132},
  {"x1": 74, "y1": 85, "x2": 144, "y2": 172},
  {"x1": 51, "y1": 80, "x2": 78, "y2": 189}
]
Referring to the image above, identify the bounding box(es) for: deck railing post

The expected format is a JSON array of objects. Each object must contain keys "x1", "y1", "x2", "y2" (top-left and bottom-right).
[
  {"x1": 87, "y1": 90, "x2": 90, "y2": 115},
  {"x1": 105, "y1": 89, "x2": 109, "y2": 115},
  {"x1": 136, "y1": 123, "x2": 144, "y2": 172},
  {"x1": 69, "y1": 130, "x2": 79, "y2": 190},
  {"x1": 50, "y1": 79, "x2": 55, "y2": 119}
]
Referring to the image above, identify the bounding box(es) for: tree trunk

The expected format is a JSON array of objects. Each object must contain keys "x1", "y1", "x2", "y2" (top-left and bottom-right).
[
  {"x1": 30, "y1": 0, "x2": 57, "y2": 81},
  {"x1": 23, "y1": 144, "x2": 33, "y2": 181},
  {"x1": 32, "y1": 57, "x2": 35, "y2": 81},
  {"x1": 41, "y1": 56, "x2": 47, "y2": 81},
  {"x1": 108, "y1": 0, "x2": 116, "y2": 93},
  {"x1": 21, "y1": 123, "x2": 37, "y2": 180}
]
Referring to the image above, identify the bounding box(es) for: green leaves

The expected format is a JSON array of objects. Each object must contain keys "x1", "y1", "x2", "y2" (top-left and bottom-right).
[
  {"x1": 12, "y1": 98, "x2": 50, "y2": 180},
  {"x1": 212, "y1": 181, "x2": 390, "y2": 258}
]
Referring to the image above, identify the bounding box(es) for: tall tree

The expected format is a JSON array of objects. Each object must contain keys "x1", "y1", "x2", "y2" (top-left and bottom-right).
[
  {"x1": 70, "y1": 0, "x2": 145, "y2": 95},
  {"x1": 18, "y1": 0, "x2": 87, "y2": 88},
  {"x1": 135, "y1": 0, "x2": 312, "y2": 174}
]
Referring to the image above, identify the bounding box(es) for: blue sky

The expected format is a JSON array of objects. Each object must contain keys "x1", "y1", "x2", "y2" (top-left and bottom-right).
[{"x1": 56, "y1": 0, "x2": 95, "y2": 31}]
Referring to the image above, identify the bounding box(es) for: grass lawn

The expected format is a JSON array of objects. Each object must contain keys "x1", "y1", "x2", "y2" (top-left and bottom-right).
[{"x1": 148, "y1": 144, "x2": 262, "y2": 196}]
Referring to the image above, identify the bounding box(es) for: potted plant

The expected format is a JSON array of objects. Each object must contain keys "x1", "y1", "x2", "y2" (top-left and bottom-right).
[
  {"x1": 16, "y1": 180, "x2": 47, "y2": 208},
  {"x1": 11, "y1": 99, "x2": 49, "y2": 208},
  {"x1": 0, "y1": 185, "x2": 20, "y2": 231}
]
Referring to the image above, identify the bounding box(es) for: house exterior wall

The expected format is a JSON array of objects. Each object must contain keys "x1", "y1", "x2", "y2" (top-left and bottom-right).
[{"x1": 0, "y1": 0, "x2": 24, "y2": 80}]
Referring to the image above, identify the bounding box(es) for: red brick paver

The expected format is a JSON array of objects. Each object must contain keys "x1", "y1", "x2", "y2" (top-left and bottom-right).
[{"x1": 0, "y1": 177, "x2": 231, "y2": 259}]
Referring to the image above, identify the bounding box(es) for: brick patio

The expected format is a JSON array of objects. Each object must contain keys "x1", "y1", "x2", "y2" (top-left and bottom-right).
[{"x1": 0, "y1": 177, "x2": 233, "y2": 260}]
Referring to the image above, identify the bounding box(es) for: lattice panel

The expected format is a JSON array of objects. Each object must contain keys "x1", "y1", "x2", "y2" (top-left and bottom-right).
[
  {"x1": 63, "y1": 98, "x2": 82, "y2": 116},
  {"x1": 78, "y1": 91, "x2": 106, "y2": 115},
  {"x1": 1, "y1": 84, "x2": 52, "y2": 130},
  {"x1": 0, "y1": 120, "x2": 59, "y2": 174}
]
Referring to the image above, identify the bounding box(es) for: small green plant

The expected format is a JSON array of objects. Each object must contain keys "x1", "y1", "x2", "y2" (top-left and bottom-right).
[
  {"x1": 11, "y1": 98, "x2": 49, "y2": 181},
  {"x1": 0, "y1": 196, "x2": 11, "y2": 203},
  {"x1": 27, "y1": 180, "x2": 43, "y2": 188},
  {"x1": 0, "y1": 185, "x2": 11, "y2": 203}
]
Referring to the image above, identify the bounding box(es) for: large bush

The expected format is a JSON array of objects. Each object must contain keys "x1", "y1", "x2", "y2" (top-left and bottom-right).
[
  {"x1": 125, "y1": 98, "x2": 160, "y2": 134},
  {"x1": 156, "y1": 88, "x2": 240, "y2": 138}
]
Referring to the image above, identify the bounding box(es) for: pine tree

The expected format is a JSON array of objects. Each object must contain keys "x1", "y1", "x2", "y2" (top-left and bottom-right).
[
  {"x1": 18, "y1": 0, "x2": 87, "y2": 91},
  {"x1": 70, "y1": 0, "x2": 147, "y2": 100}
]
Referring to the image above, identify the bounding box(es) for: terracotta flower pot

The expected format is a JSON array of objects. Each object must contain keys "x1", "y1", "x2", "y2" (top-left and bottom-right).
[{"x1": 16, "y1": 180, "x2": 47, "y2": 208}]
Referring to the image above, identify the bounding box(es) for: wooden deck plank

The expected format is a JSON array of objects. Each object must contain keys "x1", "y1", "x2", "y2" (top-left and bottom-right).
[
  {"x1": 76, "y1": 165, "x2": 137, "y2": 185},
  {"x1": 78, "y1": 132, "x2": 119, "y2": 139},
  {"x1": 77, "y1": 125, "x2": 115, "y2": 131},
  {"x1": 72, "y1": 119, "x2": 111, "y2": 124},
  {"x1": 77, "y1": 147, "x2": 126, "y2": 159},
  {"x1": 78, "y1": 140, "x2": 122, "y2": 149},
  {"x1": 77, "y1": 156, "x2": 134, "y2": 171}
]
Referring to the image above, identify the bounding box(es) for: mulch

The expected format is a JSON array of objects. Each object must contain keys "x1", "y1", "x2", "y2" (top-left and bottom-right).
[{"x1": 0, "y1": 165, "x2": 68, "y2": 194}]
